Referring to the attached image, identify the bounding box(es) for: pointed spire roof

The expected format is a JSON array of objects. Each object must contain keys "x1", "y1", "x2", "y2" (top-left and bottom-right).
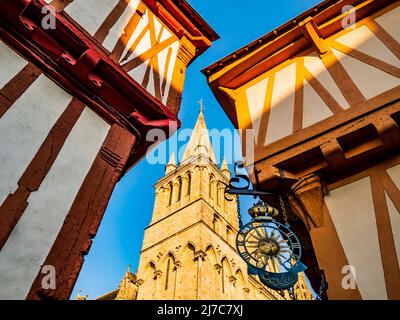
[
  {"x1": 165, "y1": 152, "x2": 177, "y2": 174},
  {"x1": 221, "y1": 157, "x2": 229, "y2": 171},
  {"x1": 120, "y1": 265, "x2": 136, "y2": 284},
  {"x1": 167, "y1": 152, "x2": 176, "y2": 167},
  {"x1": 182, "y1": 108, "x2": 216, "y2": 163},
  {"x1": 76, "y1": 290, "x2": 88, "y2": 300},
  {"x1": 220, "y1": 157, "x2": 230, "y2": 179}
]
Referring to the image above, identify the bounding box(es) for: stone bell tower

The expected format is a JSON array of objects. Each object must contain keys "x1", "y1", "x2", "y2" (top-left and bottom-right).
[{"x1": 127, "y1": 109, "x2": 313, "y2": 300}]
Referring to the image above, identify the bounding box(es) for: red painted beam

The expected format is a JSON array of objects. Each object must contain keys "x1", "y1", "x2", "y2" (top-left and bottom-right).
[{"x1": 0, "y1": 0, "x2": 180, "y2": 145}]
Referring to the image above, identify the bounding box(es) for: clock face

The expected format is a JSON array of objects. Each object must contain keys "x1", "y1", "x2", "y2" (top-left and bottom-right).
[{"x1": 236, "y1": 220, "x2": 302, "y2": 272}]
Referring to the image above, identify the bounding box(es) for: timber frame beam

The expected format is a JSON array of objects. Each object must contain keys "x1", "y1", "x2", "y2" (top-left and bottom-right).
[
  {"x1": 251, "y1": 99, "x2": 400, "y2": 191},
  {"x1": 203, "y1": 0, "x2": 396, "y2": 130},
  {"x1": 0, "y1": 0, "x2": 181, "y2": 170}
]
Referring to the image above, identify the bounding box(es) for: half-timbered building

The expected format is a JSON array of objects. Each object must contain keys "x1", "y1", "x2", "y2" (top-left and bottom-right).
[
  {"x1": 0, "y1": 0, "x2": 217, "y2": 300},
  {"x1": 204, "y1": 0, "x2": 400, "y2": 299}
]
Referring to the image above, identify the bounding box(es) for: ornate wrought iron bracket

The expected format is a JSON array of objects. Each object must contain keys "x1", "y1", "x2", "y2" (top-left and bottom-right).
[
  {"x1": 226, "y1": 162, "x2": 324, "y2": 299},
  {"x1": 224, "y1": 161, "x2": 279, "y2": 200},
  {"x1": 225, "y1": 187, "x2": 278, "y2": 197}
]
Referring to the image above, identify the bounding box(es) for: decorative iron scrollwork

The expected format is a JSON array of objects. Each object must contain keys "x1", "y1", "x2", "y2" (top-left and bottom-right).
[
  {"x1": 225, "y1": 161, "x2": 308, "y2": 293},
  {"x1": 224, "y1": 161, "x2": 277, "y2": 200}
]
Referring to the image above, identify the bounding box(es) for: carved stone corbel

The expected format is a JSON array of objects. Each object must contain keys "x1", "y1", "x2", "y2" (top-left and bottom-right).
[
  {"x1": 194, "y1": 250, "x2": 207, "y2": 262},
  {"x1": 136, "y1": 279, "x2": 144, "y2": 286},
  {"x1": 288, "y1": 175, "x2": 327, "y2": 230},
  {"x1": 173, "y1": 261, "x2": 182, "y2": 271},
  {"x1": 153, "y1": 270, "x2": 162, "y2": 280},
  {"x1": 229, "y1": 276, "x2": 237, "y2": 286},
  {"x1": 214, "y1": 263, "x2": 222, "y2": 274}
]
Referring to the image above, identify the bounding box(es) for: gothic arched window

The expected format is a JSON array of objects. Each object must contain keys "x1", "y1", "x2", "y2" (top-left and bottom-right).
[
  {"x1": 165, "y1": 258, "x2": 171, "y2": 290},
  {"x1": 217, "y1": 182, "x2": 222, "y2": 206},
  {"x1": 213, "y1": 214, "x2": 220, "y2": 234},
  {"x1": 224, "y1": 193, "x2": 228, "y2": 212},
  {"x1": 177, "y1": 177, "x2": 182, "y2": 202},
  {"x1": 221, "y1": 262, "x2": 225, "y2": 294},
  {"x1": 164, "y1": 254, "x2": 175, "y2": 290},
  {"x1": 209, "y1": 174, "x2": 215, "y2": 199},
  {"x1": 186, "y1": 173, "x2": 191, "y2": 196},
  {"x1": 167, "y1": 182, "x2": 173, "y2": 206}
]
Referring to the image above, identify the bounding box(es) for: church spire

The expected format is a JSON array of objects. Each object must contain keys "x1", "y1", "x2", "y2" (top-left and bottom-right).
[
  {"x1": 120, "y1": 265, "x2": 135, "y2": 283},
  {"x1": 165, "y1": 152, "x2": 177, "y2": 174},
  {"x1": 220, "y1": 157, "x2": 230, "y2": 179},
  {"x1": 75, "y1": 290, "x2": 88, "y2": 300},
  {"x1": 182, "y1": 100, "x2": 216, "y2": 163}
]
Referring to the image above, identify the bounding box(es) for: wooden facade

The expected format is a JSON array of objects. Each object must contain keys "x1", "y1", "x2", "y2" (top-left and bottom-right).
[
  {"x1": 204, "y1": 0, "x2": 400, "y2": 299},
  {"x1": 0, "y1": 0, "x2": 217, "y2": 299}
]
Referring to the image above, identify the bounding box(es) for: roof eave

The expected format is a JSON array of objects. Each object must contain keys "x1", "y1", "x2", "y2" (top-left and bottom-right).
[
  {"x1": 201, "y1": 0, "x2": 335, "y2": 77},
  {"x1": 203, "y1": 0, "x2": 393, "y2": 89}
]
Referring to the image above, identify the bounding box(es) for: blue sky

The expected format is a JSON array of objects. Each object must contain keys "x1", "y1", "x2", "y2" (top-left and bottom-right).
[{"x1": 71, "y1": 0, "x2": 322, "y2": 299}]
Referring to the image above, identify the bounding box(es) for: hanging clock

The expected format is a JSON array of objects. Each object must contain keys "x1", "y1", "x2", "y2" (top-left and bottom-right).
[
  {"x1": 236, "y1": 200, "x2": 307, "y2": 290},
  {"x1": 225, "y1": 162, "x2": 307, "y2": 292}
]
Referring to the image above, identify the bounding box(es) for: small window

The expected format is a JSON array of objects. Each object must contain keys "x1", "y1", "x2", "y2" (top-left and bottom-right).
[
  {"x1": 177, "y1": 177, "x2": 182, "y2": 201},
  {"x1": 186, "y1": 173, "x2": 191, "y2": 196},
  {"x1": 167, "y1": 183, "x2": 173, "y2": 206},
  {"x1": 209, "y1": 174, "x2": 215, "y2": 199}
]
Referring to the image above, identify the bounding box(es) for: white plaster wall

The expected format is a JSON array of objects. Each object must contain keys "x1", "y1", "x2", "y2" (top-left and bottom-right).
[
  {"x1": 385, "y1": 193, "x2": 400, "y2": 269},
  {"x1": 0, "y1": 75, "x2": 72, "y2": 207},
  {"x1": 325, "y1": 177, "x2": 388, "y2": 299},
  {"x1": 375, "y1": 6, "x2": 400, "y2": 44},
  {"x1": 331, "y1": 47, "x2": 400, "y2": 100},
  {"x1": 386, "y1": 163, "x2": 400, "y2": 268},
  {"x1": 302, "y1": 78, "x2": 334, "y2": 128},
  {"x1": 65, "y1": 0, "x2": 119, "y2": 36},
  {"x1": 0, "y1": 41, "x2": 28, "y2": 89},
  {"x1": 120, "y1": 11, "x2": 152, "y2": 62},
  {"x1": 102, "y1": 0, "x2": 140, "y2": 52},
  {"x1": 159, "y1": 41, "x2": 179, "y2": 105},
  {"x1": 121, "y1": 12, "x2": 179, "y2": 103},
  {"x1": 154, "y1": 17, "x2": 163, "y2": 39},
  {"x1": 266, "y1": 62, "x2": 296, "y2": 144},
  {"x1": 387, "y1": 163, "x2": 400, "y2": 190},
  {"x1": 104, "y1": 5, "x2": 180, "y2": 104},
  {"x1": 65, "y1": 0, "x2": 179, "y2": 104},
  {"x1": 245, "y1": 77, "x2": 269, "y2": 143},
  {"x1": 128, "y1": 59, "x2": 150, "y2": 85},
  {"x1": 146, "y1": 68, "x2": 156, "y2": 97},
  {"x1": 304, "y1": 54, "x2": 349, "y2": 109},
  {"x1": 0, "y1": 107, "x2": 110, "y2": 300},
  {"x1": 336, "y1": 25, "x2": 400, "y2": 67}
]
